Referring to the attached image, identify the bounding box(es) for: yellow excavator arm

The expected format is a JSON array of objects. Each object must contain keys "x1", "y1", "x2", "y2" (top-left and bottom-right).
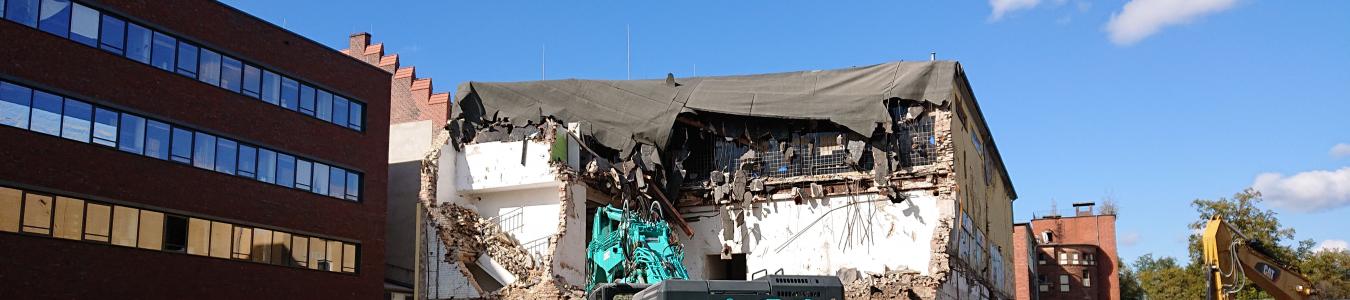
[{"x1": 1202, "y1": 217, "x2": 1318, "y2": 300}]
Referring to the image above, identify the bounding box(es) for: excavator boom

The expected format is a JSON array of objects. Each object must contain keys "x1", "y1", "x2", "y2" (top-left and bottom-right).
[{"x1": 1202, "y1": 217, "x2": 1317, "y2": 300}]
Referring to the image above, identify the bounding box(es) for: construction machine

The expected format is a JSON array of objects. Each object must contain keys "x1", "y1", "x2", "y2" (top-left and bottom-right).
[{"x1": 1202, "y1": 216, "x2": 1318, "y2": 300}]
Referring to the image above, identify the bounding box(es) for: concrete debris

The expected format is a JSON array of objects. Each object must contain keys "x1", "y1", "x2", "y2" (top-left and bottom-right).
[{"x1": 842, "y1": 220, "x2": 953, "y2": 300}]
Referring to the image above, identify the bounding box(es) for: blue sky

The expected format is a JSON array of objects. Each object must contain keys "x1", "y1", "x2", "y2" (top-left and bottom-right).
[{"x1": 221, "y1": 0, "x2": 1350, "y2": 264}]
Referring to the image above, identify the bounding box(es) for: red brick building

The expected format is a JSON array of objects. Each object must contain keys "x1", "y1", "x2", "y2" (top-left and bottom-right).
[
  {"x1": 0, "y1": 0, "x2": 389, "y2": 298},
  {"x1": 1013, "y1": 222, "x2": 1040, "y2": 300},
  {"x1": 1016, "y1": 203, "x2": 1119, "y2": 300}
]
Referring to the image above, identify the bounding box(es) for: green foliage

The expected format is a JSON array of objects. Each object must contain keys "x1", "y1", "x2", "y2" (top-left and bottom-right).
[
  {"x1": 1133, "y1": 254, "x2": 1206, "y2": 299},
  {"x1": 1118, "y1": 260, "x2": 1148, "y2": 300},
  {"x1": 1299, "y1": 249, "x2": 1350, "y2": 299}
]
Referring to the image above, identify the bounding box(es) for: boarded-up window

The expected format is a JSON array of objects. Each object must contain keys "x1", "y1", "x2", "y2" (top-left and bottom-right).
[
  {"x1": 308, "y1": 237, "x2": 326, "y2": 270},
  {"x1": 342, "y1": 243, "x2": 357, "y2": 273},
  {"x1": 22, "y1": 193, "x2": 54, "y2": 235},
  {"x1": 271, "y1": 231, "x2": 292, "y2": 266},
  {"x1": 250, "y1": 228, "x2": 272, "y2": 263},
  {"x1": 137, "y1": 210, "x2": 165, "y2": 250},
  {"x1": 0, "y1": 187, "x2": 22, "y2": 232},
  {"x1": 326, "y1": 240, "x2": 343, "y2": 272},
  {"x1": 53, "y1": 197, "x2": 85, "y2": 240},
  {"x1": 110, "y1": 206, "x2": 139, "y2": 246},
  {"x1": 84, "y1": 203, "x2": 111, "y2": 242},
  {"x1": 187, "y1": 218, "x2": 211, "y2": 255},
  {"x1": 209, "y1": 221, "x2": 232, "y2": 258},
  {"x1": 232, "y1": 226, "x2": 253, "y2": 260},
  {"x1": 291, "y1": 236, "x2": 309, "y2": 268}
]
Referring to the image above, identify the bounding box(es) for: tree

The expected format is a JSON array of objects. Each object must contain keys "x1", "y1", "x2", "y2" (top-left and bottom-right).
[
  {"x1": 1133, "y1": 254, "x2": 1205, "y2": 299},
  {"x1": 1299, "y1": 248, "x2": 1350, "y2": 298},
  {"x1": 1118, "y1": 260, "x2": 1147, "y2": 300}
]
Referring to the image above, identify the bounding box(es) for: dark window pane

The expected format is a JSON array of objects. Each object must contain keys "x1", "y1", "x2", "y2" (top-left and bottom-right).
[
  {"x1": 98, "y1": 14, "x2": 125, "y2": 54},
  {"x1": 260, "y1": 70, "x2": 280, "y2": 105},
  {"x1": 0, "y1": 82, "x2": 32, "y2": 129},
  {"x1": 29, "y1": 90, "x2": 62, "y2": 136},
  {"x1": 150, "y1": 31, "x2": 175, "y2": 71},
  {"x1": 328, "y1": 167, "x2": 345, "y2": 198},
  {"x1": 197, "y1": 49, "x2": 221, "y2": 86},
  {"x1": 220, "y1": 56, "x2": 242, "y2": 92},
  {"x1": 176, "y1": 43, "x2": 198, "y2": 77},
  {"x1": 348, "y1": 102, "x2": 363, "y2": 130},
  {"x1": 162, "y1": 215, "x2": 187, "y2": 252},
  {"x1": 299, "y1": 85, "x2": 316, "y2": 116},
  {"x1": 316, "y1": 90, "x2": 332, "y2": 122},
  {"x1": 241, "y1": 64, "x2": 261, "y2": 98},
  {"x1": 68, "y1": 3, "x2": 97, "y2": 46},
  {"x1": 276, "y1": 153, "x2": 295, "y2": 188},
  {"x1": 92, "y1": 107, "x2": 117, "y2": 146},
  {"x1": 117, "y1": 114, "x2": 145, "y2": 155},
  {"x1": 215, "y1": 138, "x2": 237, "y2": 175},
  {"x1": 279, "y1": 77, "x2": 298, "y2": 111},
  {"x1": 237, "y1": 145, "x2": 257, "y2": 177},
  {"x1": 169, "y1": 127, "x2": 192, "y2": 163},
  {"x1": 345, "y1": 172, "x2": 360, "y2": 201},
  {"x1": 144, "y1": 120, "x2": 170, "y2": 159},
  {"x1": 295, "y1": 160, "x2": 312, "y2": 190},
  {"x1": 4, "y1": 0, "x2": 37, "y2": 27},
  {"x1": 60, "y1": 98, "x2": 91, "y2": 143},
  {"x1": 192, "y1": 132, "x2": 215, "y2": 170},
  {"x1": 37, "y1": 0, "x2": 70, "y2": 36},
  {"x1": 332, "y1": 96, "x2": 349, "y2": 126},
  {"x1": 124, "y1": 23, "x2": 151, "y2": 63},
  {"x1": 256, "y1": 148, "x2": 276, "y2": 184},
  {"x1": 311, "y1": 163, "x2": 329, "y2": 195}
]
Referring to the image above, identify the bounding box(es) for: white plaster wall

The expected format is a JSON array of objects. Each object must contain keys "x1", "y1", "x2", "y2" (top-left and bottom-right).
[
  {"x1": 472, "y1": 187, "x2": 563, "y2": 246},
  {"x1": 390, "y1": 120, "x2": 435, "y2": 163},
  {"x1": 456, "y1": 140, "x2": 556, "y2": 192},
  {"x1": 680, "y1": 190, "x2": 942, "y2": 279},
  {"x1": 552, "y1": 183, "x2": 588, "y2": 286}
]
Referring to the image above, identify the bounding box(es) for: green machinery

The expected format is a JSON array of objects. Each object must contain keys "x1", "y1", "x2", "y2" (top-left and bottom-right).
[{"x1": 586, "y1": 204, "x2": 690, "y2": 292}]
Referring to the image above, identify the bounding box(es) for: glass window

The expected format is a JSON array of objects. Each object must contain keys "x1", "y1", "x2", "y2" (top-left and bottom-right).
[
  {"x1": 117, "y1": 113, "x2": 145, "y2": 155},
  {"x1": 279, "y1": 77, "x2": 298, "y2": 111},
  {"x1": 175, "y1": 42, "x2": 198, "y2": 77},
  {"x1": 60, "y1": 98, "x2": 91, "y2": 143},
  {"x1": 67, "y1": 3, "x2": 97, "y2": 46},
  {"x1": 169, "y1": 126, "x2": 192, "y2": 163},
  {"x1": 215, "y1": 138, "x2": 236, "y2": 175},
  {"x1": 270, "y1": 231, "x2": 292, "y2": 266},
  {"x1": 328, "y1": 167, "x2": 345, "y2": 198},
  {"x1": 250, "y1": 228, "x2": 272, "y2": 263},
  {"x1": 312, "y1": 163, "x2": 329, "y2": 195},
  {"x1": 256, "y1": 148, "x2": 276, "y2": 183},
  {"x1": 208, "y1": 221, "x2": 231, "y2": 258},
  {"x1": 342, "y1": 243, "x2": 357, "y2": 273},
  {"x1": 275, "y1": 153, "x2": 295, "y2": 188},
  {"x1": 52, "y1": 196, "x2": 83, "y2": 240},
  {"x1": 21, "y1": 193, "x2": 53, "y2": 235},
  {"x1": 143, "y1": 120, "x2": 170, "y2": 159},
  {"x1": 348, "y1": 102, "x2": 363, "y2": 130},
  {"x1": 294, "y1": 160, "x2": 312, "y2": 190},
  {"x1": 345, "y1": 172, "x2": 360, "y2": 201},
  {"x1": 241, "y1": 64, "x2": 261, "y2": 98},
  {"x1": 299, "y1": 85, "x2": 316, "y2": 116},
  {"x1": 231, "y1": 226, "x2": 252, "y2": 260},
  {"x1": 29, "y1": 90, "x2": 62, "y2": 136},
  {"x1": 291, "y1": 235, "x2": 309, "y2": 267},
  {"x1": 219, "y1": 56, "x2": 242, "y2": 92},
  {"x1": 316, "y1": 89, "x2": 332, "y2": 122},
  {"x1": 149, "y1": 31, "x2": 175, "y2": 71},
  {"x1": 124, "y1": 23, "x2": 151, "y2": 63},
  {"x1": 237, "y1": 144, "x2": 256, "y2": 178},
  {"x1": 98, "y1": 14, "x2": 125, "y2": 55},
  {"x1": 332, "y1": 96, "x2": 349, "y2": 126},
  {"x1": 83, "y1": 203, "x2": 110, "y2": 242},
  {"x1": 0, "y1": 187, "x2": 20, "y2": 233},
  {"x1": 0, "y1": 82, "x2": 32, "y2": 129},
  {"x1": 4, "y1": 0, "x2": 37, "y2": 27},
  {"x1": 192, "y1": 132, "x2": 216, "y2": 170},
  {"x1": 163, "y1": 215, "x2": 188, "y2": 252},
  {"x1": 109, "y1": 205, "x2": 138, "y2": 247},
  {"x1": 186, "y1": 218, "x2": 210, "y2": 255},
  {"x1": 37, "y1": 0, "x2": 70, "y2": 36},
  {"x1": 326, "y1": 240, "x2": 343, "y2": 272},
  {"x1": 260, "y1": 70, "x2": 280, "y2": 105},
  {"x1": 136, "y1": 210, "x2": 163, "y2": 250},
  {"x1": 197, "y1": 49, "x2": 221, "y2": 86},
  {"x1": 307, "y1": 237, "x2": 326, "y2": 270}
]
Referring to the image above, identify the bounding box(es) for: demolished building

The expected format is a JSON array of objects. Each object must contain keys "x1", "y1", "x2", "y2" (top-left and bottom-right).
[{"x1": 417, "y1": 60, "x2": 1018, "y2": 299}]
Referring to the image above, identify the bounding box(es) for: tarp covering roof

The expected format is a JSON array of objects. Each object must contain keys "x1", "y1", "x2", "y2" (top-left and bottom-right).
[{"x1": 453, "y1": 61, "x2": 963, "y2": 154}]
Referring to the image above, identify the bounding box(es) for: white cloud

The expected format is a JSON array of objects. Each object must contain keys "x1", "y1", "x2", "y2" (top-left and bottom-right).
[
  {"x1": 1120, "y1": 232, "x2": 1141, "y2": 247},
  {"x1": 989, "y1": 0, "x2": 1042, "y2": 21},
  {"x1": 1331, "y1": 143, "x2": 1350, "y2": 158},
  {"x1": 1315, "y1": 239, "x2": 1348, "y2": 252},
  {"x1": 1252, "y1": 167, "x2": 1350, "y2": 213},
  {"x1": 1105, "y1": 0, "x2": 1238, "y2": 45}
]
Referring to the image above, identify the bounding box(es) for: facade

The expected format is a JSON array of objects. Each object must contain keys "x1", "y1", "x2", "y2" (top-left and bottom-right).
[
  {"x1": 0, "y1": 1, "x2": 390, "y2": 298},
  {"x1": 414, "y1": 61, "x2": 1019, "y2": 299},
  {"x1": 1019, "y1": 203, "x2": 1119, "y2": 300},
  {"x1": 1013, "y1": 223, "x2": 1039, "y2": 300}
]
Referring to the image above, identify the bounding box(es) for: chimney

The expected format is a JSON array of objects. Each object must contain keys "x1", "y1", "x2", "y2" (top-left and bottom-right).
[
  {"x1": 1072, "y1": 202, "x2": 1096, "y2": 217},
  {"x1": 349, "y1": 32, "x2": 371, "y2": 53}
]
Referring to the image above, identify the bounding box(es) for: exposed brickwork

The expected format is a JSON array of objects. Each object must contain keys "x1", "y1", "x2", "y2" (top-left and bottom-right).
[
  {"x1": 1019, "y1": 206, "x2": 1119, "y2": 300},
  {"x1": 1013, "y1": 223, "x2": 1038, "y2": 300},
  {"x1": 343, "y1": 33, "x2": 450, "y2": 130}
]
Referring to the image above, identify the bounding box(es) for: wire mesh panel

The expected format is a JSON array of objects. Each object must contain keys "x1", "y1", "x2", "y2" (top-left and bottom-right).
[
  {"x1": 703, "y1": 132, "x2": 871, "y2": 179},
  {"x1": 890, "y1": 102, "x2": 937, "y2": 168}
]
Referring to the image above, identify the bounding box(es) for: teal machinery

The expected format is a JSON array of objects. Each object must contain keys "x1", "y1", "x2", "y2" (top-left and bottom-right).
[{"x1": 585, "y1": 204, "x2": 689, "y2": 292}]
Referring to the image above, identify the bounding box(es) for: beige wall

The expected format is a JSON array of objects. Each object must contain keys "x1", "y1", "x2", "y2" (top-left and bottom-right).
[{"x1": 949, "y1": 85, "x2": 1018, "y2": 296}]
